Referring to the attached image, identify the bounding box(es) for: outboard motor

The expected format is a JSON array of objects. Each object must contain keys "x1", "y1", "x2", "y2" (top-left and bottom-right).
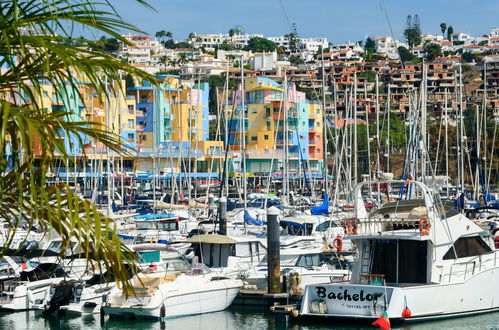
[{"x1": 42, "y1": 281, "x2": 77, "y2": 315}]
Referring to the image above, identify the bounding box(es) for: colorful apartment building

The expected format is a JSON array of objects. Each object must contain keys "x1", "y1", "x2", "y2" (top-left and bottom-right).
[
  {"x1": 225, "y1": 77, "x2": 324, "y2": 175},
  {"x1": 128, "y1": 74, "x2": 223, "y2": 172}
]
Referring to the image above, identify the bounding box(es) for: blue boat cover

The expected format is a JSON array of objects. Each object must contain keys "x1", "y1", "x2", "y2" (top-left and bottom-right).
[
  {"x1": 311, "y1": 194, "x2": 329, "y2": 215},
  {"x1": 134, "y1": 213, "x2": 176, "y2": 220},
  {"x1": 244, "y1": 210, "x2": 266, "y2": 226},
  {"x1": 279, "y1": 220, "x2": 305, "y2": 228}
]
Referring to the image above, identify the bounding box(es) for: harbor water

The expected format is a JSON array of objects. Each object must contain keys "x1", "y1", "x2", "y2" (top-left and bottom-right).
[{"x1": 2, "y1": 306, "x2": 499, "y2": 330}]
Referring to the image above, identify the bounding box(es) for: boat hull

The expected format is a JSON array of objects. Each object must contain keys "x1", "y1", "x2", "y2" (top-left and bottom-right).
[
  {"x1": 301, "y1": 267, "x2": 499, "y2": 322},
  {"x1": 104, "y1": 280, "x2": 242, "y2": 319}
]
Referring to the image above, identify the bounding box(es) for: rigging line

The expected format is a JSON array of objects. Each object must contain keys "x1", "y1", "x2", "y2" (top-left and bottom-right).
[{"x1": 277, "y1": 0, "x2": 294, "y2": 30}]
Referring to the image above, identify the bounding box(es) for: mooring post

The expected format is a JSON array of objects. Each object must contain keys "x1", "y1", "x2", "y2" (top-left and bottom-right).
[
  {"x1": 267, "y1": 206, "x2": 281, "y2": 294},
  {"x1": 219, "y1": 196, "x2": 227, "y2": 235}
]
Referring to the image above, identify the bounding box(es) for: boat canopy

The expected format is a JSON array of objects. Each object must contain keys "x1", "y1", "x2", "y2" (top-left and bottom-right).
[
  {"x1": 184, "y1": 234, "x2": 237, "y2": 244},
  {"x1": 311, "y1": 194, "x2": 328, "y2": 215},
  {"x1": 244, "y1": 210, "x2": 266, "y2": 226}
]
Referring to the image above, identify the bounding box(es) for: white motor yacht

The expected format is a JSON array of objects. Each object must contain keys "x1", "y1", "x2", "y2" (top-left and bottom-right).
[
  {"x1": 103, "y1": 260, "x2": 243, "y2": 319},
  {"x1": 300, "y1": 180, "x2": 499, "y2": 322}
]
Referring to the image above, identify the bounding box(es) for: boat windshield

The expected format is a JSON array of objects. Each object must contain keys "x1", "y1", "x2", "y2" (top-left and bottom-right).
[
  {"x1": 136, "y1": 221, "x2": 156, "y2": 230},
  {"x1": 258, "y1": 254, "x2": 322, "y2": 268}
]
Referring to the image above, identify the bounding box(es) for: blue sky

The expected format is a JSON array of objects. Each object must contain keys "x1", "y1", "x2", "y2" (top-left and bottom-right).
[{"x1": 115, "y1": 0, "x2": 499, "y2": 43}]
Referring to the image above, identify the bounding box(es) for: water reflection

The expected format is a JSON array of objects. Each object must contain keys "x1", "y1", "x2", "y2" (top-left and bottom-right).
[{"x1": 1, "y1": 307, "x2": 499, "y2": 330}]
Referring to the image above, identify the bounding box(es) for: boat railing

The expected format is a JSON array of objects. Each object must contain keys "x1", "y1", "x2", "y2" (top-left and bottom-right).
[
  {"x1": 443, "y1": 251, "x2": 499, "y2": 283},
  {"x1": 347, "y1": 217, "x2": 428, "y2": 236}
]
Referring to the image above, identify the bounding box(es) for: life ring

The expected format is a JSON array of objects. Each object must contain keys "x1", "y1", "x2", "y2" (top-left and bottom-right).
[
  {"x1": 347, "y1": 218, "x2": 358, "y2": 235},
  {"x1": 332, "y1": 235, "x2": 343, "y2": 252},
  {"x1": 419, "y1": 218, "x2": 431, "y2": 236}
]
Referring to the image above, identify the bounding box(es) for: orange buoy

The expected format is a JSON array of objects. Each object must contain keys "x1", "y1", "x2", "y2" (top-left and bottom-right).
[{"x1": 419, "y1": 218, "x2": 431, "y2": 236}]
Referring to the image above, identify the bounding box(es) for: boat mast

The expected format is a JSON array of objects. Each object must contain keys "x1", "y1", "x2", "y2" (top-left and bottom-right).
[
  {"x1": 353, "y1": 71, "x2": 358, "y2": 185},
  {"x1": 421, "y1": 61, "x2": 427, "y2": 182},
  {"x1": 225, "y1": 60, "x2": 230, "y2": 198},
  {"x1": 240, "y1": 55, "x2": 247, "y2": 219},
  {"x1": 283, "y1": 71, "x2": 289, "y2": 204},
  {"x1": 444, "y1": 88, "x2": 449, "y2": 197},
  {"x1": 459, "y1": 64, "x2": 465, "y2": 195},
  {"x1": 386, "y1": 86, "x2": 390, "y2": 173},
  {"x1": 320, "y1": 46, "x2": 328, "y2": 195}
]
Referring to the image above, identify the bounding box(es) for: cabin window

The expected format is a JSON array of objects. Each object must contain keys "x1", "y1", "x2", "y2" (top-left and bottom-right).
[
  {"x1": 296, "y1": 254, "x2": 322, "y2": 269},
  {"x1": 443, "y1": 236, "x2": 492, "y2": 260},
  {"x1": 315, "y1": 221, "x2": 332, "y2": 232}
]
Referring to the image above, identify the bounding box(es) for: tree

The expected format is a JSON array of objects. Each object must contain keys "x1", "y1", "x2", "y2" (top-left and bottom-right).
[
  {"x1": 277, "y1": 46, "x2": 286, "y2": 59},
  {"x1": 188, "y1": 32, "x2": 196, "y2": 39},
  {"x1": 0, "y1": 0, "x2": 156, "y2": 290},
  {"x1": 289, "y1": 56, "x2": 305, "y2": 65},
  {"x1": 159, "y1": 55, "x2": 170, "y2": 70},
  {"x1": 219, "y1": 41, "x2": 234, "y2": 51},
  {"x1": 440, "y1": 23, "x2": 447, "y2": 37},
  {"x1": 228, "y1": 25, "x2": 245, "y2": 37},
  {"x1": 424, "y1": 43, "x2": 442, "y2": 61},
  {"x1": 398, "y1": 46, "x2": 415, "y2": 62},
  {"x1": 461, "y1": 52, "x2": 476, "y2": 63},
  {"x1": 447, "y1": 25, "x2": 454, "y2": 41},
  {"x1": 365, "y1": 37, "x2": 376, "y2": 53},
  {"x1": 244, "y1": 37, "x2": 277, "y2": 52},
  {"x1": 403, "y1": 14, "x2": 422, "y2": 49},
  {"x1": 125, "y1": 73, "x2": 136, "y2": 89},
  {"x1": 284, "y1": 23, "x2": 299, "y2": 53}
]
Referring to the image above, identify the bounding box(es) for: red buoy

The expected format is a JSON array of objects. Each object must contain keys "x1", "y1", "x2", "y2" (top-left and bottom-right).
[{"x1": 402, "y1": 307, "x2": 412, "y2": 318}]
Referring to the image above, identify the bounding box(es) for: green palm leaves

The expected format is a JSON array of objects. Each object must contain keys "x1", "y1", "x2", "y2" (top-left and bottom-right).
[{"x1": 0, "y1": 0, "x2": 158, "y2": 289}]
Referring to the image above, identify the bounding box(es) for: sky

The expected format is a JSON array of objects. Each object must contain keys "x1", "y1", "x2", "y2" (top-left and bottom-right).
[{"x1": 114, "y1": 0, "x2": 499, "y2": 43}]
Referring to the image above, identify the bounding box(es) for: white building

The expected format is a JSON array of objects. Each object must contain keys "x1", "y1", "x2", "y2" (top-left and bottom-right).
[
  {"x1": 450, "y1": 32, "x2": 472, "y2": 42},
  {"x1": 430, "y1": 40, "x2": 454, "y2": 52},
  {"x1": 250, "y1": 52, "x2": 277, "y2": 71},
  {"x1": 187, "y1": 33, "x2": 263, "y2": 51},
  {"x1": 411, "y1": 46, "x2": 426, "y2": 58},
  {"x1": 374, "y1": 36, "x2": 408, "y2": 60},
  {"x1": 298, "y1": 37, "x2": 329, "y2": 53},
  {"x1": 330, "y1": 42, "x2": 364, "y2": 56},
  {"x1": 490, "y1": 28, "x2": 499, "y2": 38},
  {"x1": 267, "y1": 36, "x2": 328, "y2": 53},
  {"x1": 422, "y1": 33, "x2": 444, "y2": 42}
]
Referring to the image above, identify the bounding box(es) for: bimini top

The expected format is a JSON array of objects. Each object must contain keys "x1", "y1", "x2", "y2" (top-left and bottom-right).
[{"x1": 184, "y1": 234, "x2": 237, "y2": 244}]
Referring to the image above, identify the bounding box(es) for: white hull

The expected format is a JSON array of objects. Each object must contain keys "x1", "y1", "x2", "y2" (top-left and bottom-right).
[
  {"x1": 104, "y1": 284, "x2": 241, "y2": 319},
  {"x1": 0, "y1": 278, "x2": 63, "y2": 311},
  {"x1": 301, "y1": 266, "x2": 499, "y2": 321}
]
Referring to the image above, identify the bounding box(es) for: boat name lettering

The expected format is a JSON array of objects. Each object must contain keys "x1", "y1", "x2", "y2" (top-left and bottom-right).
[{"x1": 315, "y1": 286, "x2": 381, "y2": 302}]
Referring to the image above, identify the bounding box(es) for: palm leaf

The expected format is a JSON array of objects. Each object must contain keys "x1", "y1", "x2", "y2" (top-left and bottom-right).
[{"x1": 0, "y1": 0, "x2": 160, "y2": 292}]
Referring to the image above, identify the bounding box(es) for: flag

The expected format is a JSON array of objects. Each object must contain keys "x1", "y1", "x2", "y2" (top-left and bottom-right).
[{"x1": 372, "y1": 312, "x2": 390, "y2": 330}]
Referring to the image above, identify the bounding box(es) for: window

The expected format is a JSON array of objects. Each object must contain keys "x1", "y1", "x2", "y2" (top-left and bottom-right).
[
  {"x1": 443, "y1": 236, "x2": 492, "y2": 260},
  {"x1": 316, "y1": 122, "x2": 320, "y2": 127},
  {"x1": 264, "y1": 135, "x2": 269, "y2": 140},
  {"x1": 266, "y1": 121, "x2": 271, "y2": 130},
  {"x1": 251, "y1": 107, "x2": 257, "y2": 114},
  {"x1": 128, "y1": 104, "x2": 134, "y2": 113},
  {"x1": 42, "y1": 91, "x2": 49, "y2": 97},
  {"x1": 251, "y1": 136, "x2": 257, "y2": 141},
  {"x1": 316, "y1": 149, "x2": 320, "y2": 153},
  {"x1": 128, "y1": 119, "x2": 134, "y2": 129},
  {"x1": 127, "y1": 133, "x2": 135, "y2": 142}
]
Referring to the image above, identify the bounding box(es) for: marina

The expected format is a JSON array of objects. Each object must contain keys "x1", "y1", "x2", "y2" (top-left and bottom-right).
[{"x1": 0, "y1": 0, "x2": 498, "y2": 329}]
